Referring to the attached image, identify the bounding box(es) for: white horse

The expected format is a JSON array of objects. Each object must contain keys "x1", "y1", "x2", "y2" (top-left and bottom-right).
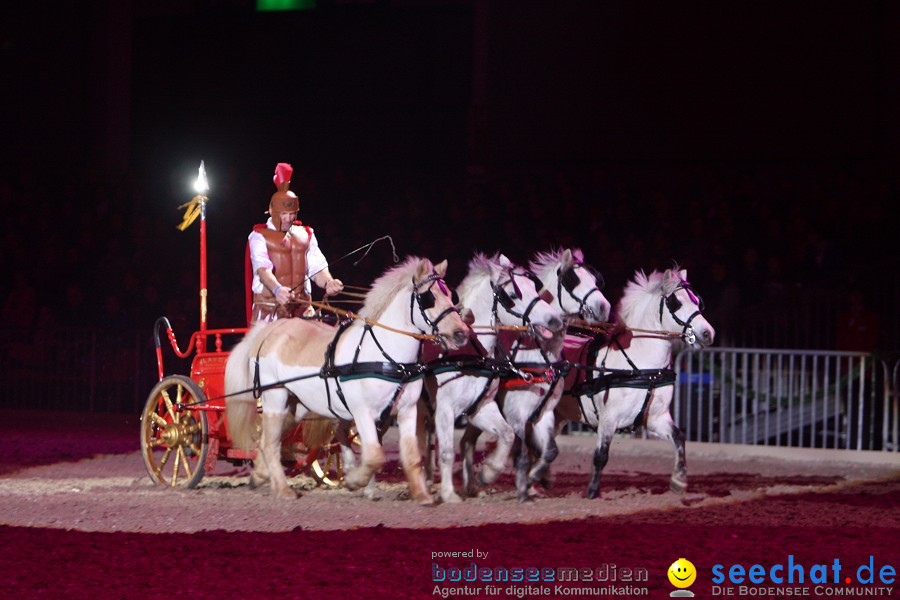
[
  {"x1": 556, "y1": 267, "x2": 715, "y2": 499},
  {"x1": 225, "y1": 257, "x2": 469, "y2": 503},
  {"x1": 425, "y1": 253, "x2": 565, "y2": 503},
  {"x1": 460, "y1": 249, "x2": 611, "y2": 502}
]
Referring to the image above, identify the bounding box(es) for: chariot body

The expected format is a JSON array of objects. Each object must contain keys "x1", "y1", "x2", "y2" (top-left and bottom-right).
[{"x1": 139, "y1": 165, "x2": 343, "y2": 489}]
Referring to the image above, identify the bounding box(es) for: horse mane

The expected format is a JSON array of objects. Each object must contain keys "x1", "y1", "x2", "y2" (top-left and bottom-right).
[
  {"x1": 359, "y1": 256, "x2": 428, "y2": 321},
  {"x1": 456, "y1": 253, "x2": 501, "y2": 301},
  {"x1": 617, "y1": 266, "x2": 682, "y2": 325},
  {"x1": 529, "y1": 247, "x2": 583, "y2": 277}
]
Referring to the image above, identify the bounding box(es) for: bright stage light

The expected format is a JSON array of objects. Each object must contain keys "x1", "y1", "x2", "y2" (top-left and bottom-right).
[{"x1": 194, "y1": 160, "x2": 209, "y2": 194}]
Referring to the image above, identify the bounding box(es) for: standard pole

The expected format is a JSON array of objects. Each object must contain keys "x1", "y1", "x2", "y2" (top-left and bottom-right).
[{"x1": 199, "y1": 196, "x2": 208, "y2": 352}]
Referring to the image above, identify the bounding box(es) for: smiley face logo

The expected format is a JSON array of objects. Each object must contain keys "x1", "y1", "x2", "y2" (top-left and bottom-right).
[{"x1": 668, "y1": 558, "x2": 697, "y2": 589}]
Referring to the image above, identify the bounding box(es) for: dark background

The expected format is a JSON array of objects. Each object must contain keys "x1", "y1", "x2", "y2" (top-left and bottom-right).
[{"x1": 2, "y1": 0, "x2": 898, "y2": 354}]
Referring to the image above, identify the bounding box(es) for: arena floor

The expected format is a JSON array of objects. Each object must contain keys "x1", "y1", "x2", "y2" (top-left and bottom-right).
[{"x1": 0, "y1": 409, "x2": 897, "y2": 598}]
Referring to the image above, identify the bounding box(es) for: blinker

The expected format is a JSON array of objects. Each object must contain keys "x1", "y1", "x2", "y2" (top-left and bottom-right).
[
  {"x1": 524, "y1": 271, "x2": 544, "y2": 292},
  {"x1": 417, "y1": 278, "x2": 458, "y2": 311},
  {"x1": 560, "y1": 265, "x2": 580, "y2": 292}
]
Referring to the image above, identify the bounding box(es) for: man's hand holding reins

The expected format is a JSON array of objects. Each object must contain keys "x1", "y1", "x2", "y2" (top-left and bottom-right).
[{"x1": 324, "y1": 278, "x2": 344, "y2": 297}]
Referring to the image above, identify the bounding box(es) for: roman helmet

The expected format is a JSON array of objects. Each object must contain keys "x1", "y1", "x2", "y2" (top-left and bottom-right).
[{"x1": 269, "y1": 162, "x2": 299, "y2": 230}]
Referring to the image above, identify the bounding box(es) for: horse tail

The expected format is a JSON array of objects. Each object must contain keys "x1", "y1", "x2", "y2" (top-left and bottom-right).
[{"x1": 225, "y1": 323, "x2": 265, "y2": 450}]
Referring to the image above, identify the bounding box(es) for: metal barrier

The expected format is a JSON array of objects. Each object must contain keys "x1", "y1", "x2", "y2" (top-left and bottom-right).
[
  {"x1": 674, "y1": 348, "x2": 897, "y2": 451},
  {"x1": 888, "y1": 360, "x2": 900, "y2": 452},
  {"x1": 3, "y1": 324, "x2": 899, "y2": 452}
]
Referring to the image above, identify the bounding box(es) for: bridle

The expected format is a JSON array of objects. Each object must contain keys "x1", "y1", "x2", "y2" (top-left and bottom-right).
[
  {"x1": 491, "y1": 268, "x2": 551, "y2": 328},
  {"x1": 658, "y1": 280, "x2": 704, "y2": 345},
  {"x1": 557, "y1": 262, "x2": 604, "y2": 320},
  {"x1": 410, "y1": 272, "x2": 460, "y2": 338}
]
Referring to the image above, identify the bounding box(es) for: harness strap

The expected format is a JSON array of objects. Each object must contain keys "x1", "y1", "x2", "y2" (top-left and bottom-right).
[
  {"x1": 322, "y1": 319, "x2": 355, "y2": 417},
  {"x1": 526, "y1": 375, "x2": 562, "y2": 424},
  {"x1": 576, "y1": 368, "x2": 676, "y2": 397},
  {"x1": 631, "y1": 388, "x2": 655, "y2": 432},
  {"x1": 613, "y1": 334, "x2": 640, "y2": 371},
  {"x1": 575, "y1": 391, "x2": 601, "y2": 431},
  {"x1": 464, "y1": 376, "x2": 497, "y2": 418}
]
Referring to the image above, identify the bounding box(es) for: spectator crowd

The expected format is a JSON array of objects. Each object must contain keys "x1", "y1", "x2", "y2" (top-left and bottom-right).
[{"x1": 1, "y1": 160, "x2": 895, "y2": 353}]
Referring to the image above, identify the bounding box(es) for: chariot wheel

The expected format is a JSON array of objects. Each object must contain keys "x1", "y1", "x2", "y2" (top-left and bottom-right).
[
  {"x1": 310, "y1": 422, "x2": 360, "y2": 487},
  {"x1": 140, "y1": 375, "x2": 209, "y2": 488}
]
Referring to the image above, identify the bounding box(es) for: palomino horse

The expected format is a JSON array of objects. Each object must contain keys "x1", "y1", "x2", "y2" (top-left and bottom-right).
[
  {"x1": 556, "y1": 268, "x2": 715, "y2": 499},
  {"x1": 225, "y1": 257, "x2": 469, "y2": 503},
  {"x1": 460, "y1": 249, "x2": 611, "y2": 503},
  {"x1": 424, "y1": 253, "x2": 565, "y2": 503}
]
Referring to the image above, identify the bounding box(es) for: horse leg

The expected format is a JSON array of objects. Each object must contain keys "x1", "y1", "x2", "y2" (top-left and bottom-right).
[
  {"x1": 648, "y1": 413, "x2": 688, "y2": 494},
  {"x1": 259, "y1": 410, "x2": 296, "y2": 499},
  {"x1": 419, "y1": 381, "x2": 436, "y2": 487},
  {"x1": 459, "y1": 424, "x2": 482, "y2": 498},
  {"x1": 334, "y1": 419, "x2": 358, "y2": 472},
  {"x1": 514, "y1": 426, "x2": 533, "y2": 503},
  {"x1": 248, "y1": 415, "x2": 270, "y2": 490},
  {"x1": 434, "y1": 395, "x2": 461, "y2": 503},
  {"x1": 249, "y1": 451, "x2": 270, "y2": 489},
  {"x1": 468, "y1": 401, "x2": 514, "y2": 486},
  {"x1": 586, "y1": 424, "x2": 614, "y2": 500},
  {"x1": 670, "y1": 423, "x2": 688, "y2": 493},
  {"x1": 397, "y1": 400, "x2": 433, "y2": 505},
  {"x1": 343, "y1": 415, "x2": 385, "y2": 493},
  {"x1": 527, "y1": 411, "x2": 559, "y2": 489}
]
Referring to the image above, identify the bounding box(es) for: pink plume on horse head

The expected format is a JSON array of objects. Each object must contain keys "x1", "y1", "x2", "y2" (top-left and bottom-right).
[{"x1": 273, "y1": 163, "x2": 293, "y2": 192}]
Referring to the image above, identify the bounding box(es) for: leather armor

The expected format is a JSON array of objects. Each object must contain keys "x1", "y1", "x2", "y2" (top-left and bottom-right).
[{"x1": 250, "y1": 224, "x2": 312, "y2": 323}]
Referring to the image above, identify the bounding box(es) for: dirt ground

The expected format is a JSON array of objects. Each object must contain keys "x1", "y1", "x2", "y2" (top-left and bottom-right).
[{"x1": 0, "y1": 409, "x2": 897, "y2": 598}]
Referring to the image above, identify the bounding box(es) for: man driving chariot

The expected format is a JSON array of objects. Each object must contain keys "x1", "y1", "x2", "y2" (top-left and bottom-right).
[{"x1": 247, "y1": 162, "x2": 343, "y2": 324}]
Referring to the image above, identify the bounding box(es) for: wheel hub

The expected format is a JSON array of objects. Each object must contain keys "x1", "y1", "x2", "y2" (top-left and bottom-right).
[{"x1": 161, "y1": 421, "x2": 192, "y2": 448}]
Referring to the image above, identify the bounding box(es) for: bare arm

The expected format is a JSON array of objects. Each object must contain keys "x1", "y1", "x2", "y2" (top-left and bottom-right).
[
  {"x1": 257, "y1": 267, "x2": 294, "y2": 305},
  {"x1": 312, "y1": 269, "x2": 344, "y2": 297}
]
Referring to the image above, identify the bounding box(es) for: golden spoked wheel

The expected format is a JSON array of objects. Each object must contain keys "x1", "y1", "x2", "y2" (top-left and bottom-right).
[
  {"x1": 310, "y1": 422, "x2": 359, "y2": 487},
  {"x1": 140, "y1": 375, "x2": 209, "y2": 488}
]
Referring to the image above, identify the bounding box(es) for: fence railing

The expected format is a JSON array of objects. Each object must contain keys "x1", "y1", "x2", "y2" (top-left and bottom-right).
[
  {"x1": 2, "y1": 325, "x2": 898, "y2": 454},
  {"x1": 674, "y1": 347, "x2": 898, "y2": 452}
]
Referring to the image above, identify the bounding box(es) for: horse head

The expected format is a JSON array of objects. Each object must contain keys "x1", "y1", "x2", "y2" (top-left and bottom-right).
[
  {"x1": 411, "y1": 258, "x2": 470, "y2": 350},
  {"x1": 530, "y1": 248, "x2": 611, "y2": 322},
  {"x1": 489, "y1": 254, "x2": 564, "y2": 338},
  {"x1": 659, "y1": 268, "x2": 715, "y2": 348}
]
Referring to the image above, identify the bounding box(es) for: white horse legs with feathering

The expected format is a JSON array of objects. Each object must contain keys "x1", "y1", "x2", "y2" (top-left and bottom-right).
[
  {"x1": 461, "y1": 248, "x2": 611, "y2": 502},
  {"x1": 426, "y1": 253, "x2": 564, "y2": 503}
]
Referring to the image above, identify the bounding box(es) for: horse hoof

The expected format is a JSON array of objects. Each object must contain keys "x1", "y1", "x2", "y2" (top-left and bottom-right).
[
  {"x1": 528, "y1": 465, "x2": 547, "y2": 485},
  {"x1": 586, "y1": 487, "x2": 600, "y2": 500},
  {"x1": 528, "y1": 483, "x2": 547, "y2": 498},
  {"x1": 414, "y1": 494, "x2": 436, "y2": 506},
  {"x1": 528, "y1": 474, "x2": 554, "y2": 490},
  {"x1": 517, "y1": 494, "x2": 535, "y2": 504},
  {"x1": 275, "y1": 487, "x2": 299, "y2": 500},
  {"x1": 479, "y1": 466, "x2": 499, "y2": 485},
  {"x1": 670, "y1": 477, "x2": 688, "y2": 494},
  {"x1": 441, "y1": 492, "x2": 463, "y2": 504},
  {"x1": 343, "y1": 470, "x2": 370, "y2": 491}
]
